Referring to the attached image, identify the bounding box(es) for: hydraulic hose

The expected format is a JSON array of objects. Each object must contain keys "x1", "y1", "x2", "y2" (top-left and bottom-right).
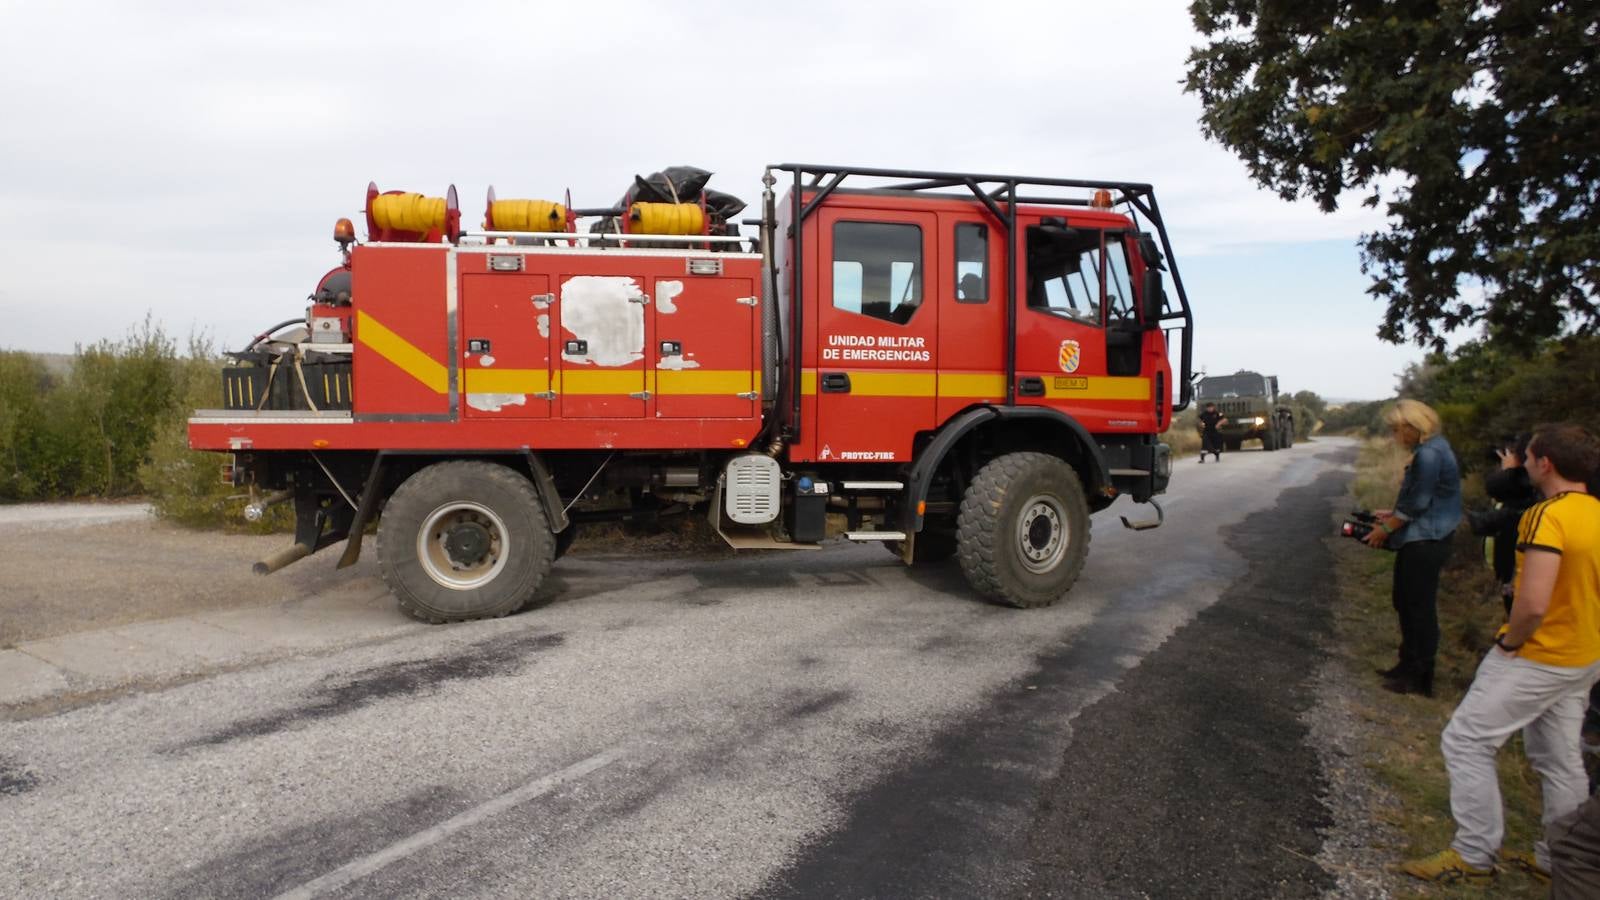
[{"x1": 244, "y1": 318, "x2": 306, "y2": 353}]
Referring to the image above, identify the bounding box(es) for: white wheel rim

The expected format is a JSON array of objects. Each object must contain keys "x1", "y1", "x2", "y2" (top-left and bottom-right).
[
  {"x1": 417, "y1": 501, "x2": 509, "y2": 590},
  {"x1": 1017, "y1": 494, "x2": 1068, "y2": 574}
]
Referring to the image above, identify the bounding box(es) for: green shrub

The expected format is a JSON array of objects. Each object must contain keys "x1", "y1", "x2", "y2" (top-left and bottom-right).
[
  {"x1": 0, "y1": 351, "x2": 50, "y2": 499},
  {"x1": 138, "y1": 347, "x2": 240, "y2": 526}
]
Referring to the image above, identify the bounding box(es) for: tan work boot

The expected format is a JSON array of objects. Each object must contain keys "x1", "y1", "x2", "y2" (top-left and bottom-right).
[
  {"x1": 1399, "y1": 848, "x2": 1496, "y2": 884},
  {"x1": 1499, "y1": 847, "x2": 1550, "y2": 884}
]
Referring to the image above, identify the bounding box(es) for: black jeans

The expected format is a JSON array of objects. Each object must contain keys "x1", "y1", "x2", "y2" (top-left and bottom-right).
[{"x1": 1391, "y1": 538, "x2": 1452, "y2": 677}]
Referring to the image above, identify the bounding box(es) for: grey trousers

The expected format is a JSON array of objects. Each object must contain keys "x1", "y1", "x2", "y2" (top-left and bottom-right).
[{"x1": 1441, "y1": 650, "x2": 1600, "y2": 870}]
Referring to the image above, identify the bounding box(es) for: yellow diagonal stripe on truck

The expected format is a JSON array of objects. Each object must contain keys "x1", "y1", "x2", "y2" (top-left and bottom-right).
[{"x1": 356, "y1": 311, "x2": 448, "y2": 394}]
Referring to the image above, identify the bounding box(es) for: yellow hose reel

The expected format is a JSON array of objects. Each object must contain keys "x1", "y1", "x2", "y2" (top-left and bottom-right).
[
  {"x1": 370, "y1": 192, "x2": 448, "y2": 233},
  {"x1": 627, "y1": 201, "x2": 704, "y2": 236},
  {"x1": 364, "y1": 182, "x2": 460, "y2": 241},
  {"x1": 488, "y1": 199, "x2": 568, "y2": 232}
]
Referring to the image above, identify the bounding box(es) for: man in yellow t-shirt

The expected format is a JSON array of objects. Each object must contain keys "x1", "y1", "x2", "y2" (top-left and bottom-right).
[{"x1": 1402, "y1": 424, "x2": 1600, "y2": 886}]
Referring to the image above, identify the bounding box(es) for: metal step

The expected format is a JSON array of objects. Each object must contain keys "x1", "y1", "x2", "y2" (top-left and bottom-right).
[
  {"x1": 844, "y1": 531, "x2": 906, "y2": 542},
  {"x1": 840, "y1": 481, "x2": 905, "y2": 491}
]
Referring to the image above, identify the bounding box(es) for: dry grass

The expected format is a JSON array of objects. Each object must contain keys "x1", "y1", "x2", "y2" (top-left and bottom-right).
[{"x1": 1332, "y1": 437, "x2": 1549, "y2": 897}]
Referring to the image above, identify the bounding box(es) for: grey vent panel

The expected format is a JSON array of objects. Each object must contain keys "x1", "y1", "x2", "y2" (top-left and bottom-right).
[{"x1": 725, "y1": 455, "x2": 781, "y2": 525}]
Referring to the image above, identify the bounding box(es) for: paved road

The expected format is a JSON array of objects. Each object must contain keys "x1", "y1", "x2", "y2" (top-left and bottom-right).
[{"x1": 0, "y1": 440, "x2": 1355, "y2": 898}]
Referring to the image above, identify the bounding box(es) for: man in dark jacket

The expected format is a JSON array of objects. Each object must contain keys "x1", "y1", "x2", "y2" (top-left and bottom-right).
[
  {"x1": 1471, "y1": 434, "x2": 1542, "y2": 615},
  {"x1": 1197, "y1": 402, "x2": 1226, "y2": 463}
]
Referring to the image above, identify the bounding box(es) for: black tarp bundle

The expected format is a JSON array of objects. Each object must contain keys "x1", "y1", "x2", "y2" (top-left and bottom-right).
[{"x1": 592, "y1": 165, "x2": 747, "y2": 238}]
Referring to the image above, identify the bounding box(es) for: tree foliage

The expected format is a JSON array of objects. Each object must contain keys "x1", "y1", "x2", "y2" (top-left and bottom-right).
[
  {"x1": 1186, "y1": 0, "x2": 1599, "y2": 349},
  {"x1": 0, "y1": 318, "x2": 203, "y2": 501}
]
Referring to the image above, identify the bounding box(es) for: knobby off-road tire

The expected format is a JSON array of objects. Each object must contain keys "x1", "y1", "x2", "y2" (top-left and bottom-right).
[
  {"x1": 1225, "y1": 437, "x2": 1243, "y2": 452},
  {"x1": 1263, "y1": 427, "x2": 1280, "y2": 452},
  {"x1": 377, "y1": 461, "x2": 555, "y2": 624},
  {"x1": 955, "y1": 452, "x2": 1091, "y2": 609}
]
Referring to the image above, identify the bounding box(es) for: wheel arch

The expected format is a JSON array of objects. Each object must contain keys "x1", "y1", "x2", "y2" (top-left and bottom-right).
[{"x1": 902, "y1": 405, "x2": 1112, "y2": 533}]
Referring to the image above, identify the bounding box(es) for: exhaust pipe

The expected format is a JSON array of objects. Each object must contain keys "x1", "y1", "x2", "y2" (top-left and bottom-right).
[{"x1": 253, "y1": 542, "x2": 312, "y2": 575}]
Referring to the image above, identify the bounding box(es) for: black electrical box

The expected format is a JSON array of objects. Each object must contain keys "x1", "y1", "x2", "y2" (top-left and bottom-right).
[{"x1": 789, "y1": 490, "x2": 827, "y2": 543}]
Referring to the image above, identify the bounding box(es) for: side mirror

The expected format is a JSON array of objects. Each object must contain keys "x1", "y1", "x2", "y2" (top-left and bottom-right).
[{"x1": 1141, "y1": 269, "x2": 1165, "y2": 327}]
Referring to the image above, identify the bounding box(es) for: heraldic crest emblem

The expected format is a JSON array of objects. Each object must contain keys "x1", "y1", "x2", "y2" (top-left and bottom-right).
[{"x1": 1057, "y1": 339, "x2": 1081, "y2": 374}]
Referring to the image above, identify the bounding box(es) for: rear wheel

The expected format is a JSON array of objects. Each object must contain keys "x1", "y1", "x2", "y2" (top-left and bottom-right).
[
  {"x1": 377, "y1": 461, "x2": 554, "y2": 623},
  {"x1": 955, "y1": 452, "x2": 1090, "y2": 608}
]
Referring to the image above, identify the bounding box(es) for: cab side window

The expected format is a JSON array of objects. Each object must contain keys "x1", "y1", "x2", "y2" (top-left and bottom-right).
[
  {"x1": 833, "y1": 221, "x2": 922, "y2": 325},
  {"x1": 1104, "y1": 235, "x2": 1136, "y2": 320},
  {"x1": 954, "y1": 223, "x2": 987, "y2": 303},
  {"x1": 1026, "y1": 224, "x2": 1103, "y2": 326}
]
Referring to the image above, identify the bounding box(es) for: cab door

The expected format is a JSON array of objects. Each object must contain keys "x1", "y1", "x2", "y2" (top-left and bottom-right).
[
  {"x1": 814, "y1": 209, "x2": 938, "y2": 463},
  {"x1": 1014, "y1": 220, "x2": 1151, "y2": 431}
]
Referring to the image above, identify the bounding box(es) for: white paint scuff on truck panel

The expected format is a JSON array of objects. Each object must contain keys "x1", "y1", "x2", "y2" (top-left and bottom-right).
[
  {"x1": 467, "y1": 393, "x2": 527, "y2": 413},
  {"x1": 536, "y1": 314, "x2": 549, "y2": 338},
  {"x1": 656, "y1": 280, "x2": 684, "y2": 314},
  {"x1": 560, "y1": 276, "x2": 645, "y2": 366},
  {"x1": 657, "y1": 354, "x2": 700, "y2": 370},
  {"x1": 478, "y1": 355, "x2": 496, "y2": 367}
]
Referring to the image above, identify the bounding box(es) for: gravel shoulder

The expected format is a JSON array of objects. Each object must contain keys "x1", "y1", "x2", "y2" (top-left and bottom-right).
[{"x1": 0, "y1": 512, "x2": 326, "y2": 646}]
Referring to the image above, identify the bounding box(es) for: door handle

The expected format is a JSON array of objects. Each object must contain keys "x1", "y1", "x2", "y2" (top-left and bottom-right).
[
  {"x1": 821, "y1": 372, "x2": 852, "y2": 394},
  {"x1": 1018, "y1": 376, "x2": 1045, "y2": 397}
]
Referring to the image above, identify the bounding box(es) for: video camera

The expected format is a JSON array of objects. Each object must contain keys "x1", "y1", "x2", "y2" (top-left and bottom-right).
[{"x1": 1340, "y1": 510, "x2": 1387, "y2": 546}]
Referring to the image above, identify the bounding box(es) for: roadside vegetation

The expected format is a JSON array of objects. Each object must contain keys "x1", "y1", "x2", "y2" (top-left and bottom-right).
[{"x1": 0, "y1": 317, "x2": 246, "y2": 526}]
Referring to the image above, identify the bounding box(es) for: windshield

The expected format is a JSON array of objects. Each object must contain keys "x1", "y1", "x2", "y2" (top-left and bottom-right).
[{"x1": 1197, "y1": 374, "x2": 1266, "y2": 399}]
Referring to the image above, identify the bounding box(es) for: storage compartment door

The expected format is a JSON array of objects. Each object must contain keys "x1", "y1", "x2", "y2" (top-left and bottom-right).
[
  {"x1": 459, "y1": 273, "x2": 553, "y2": 419},
  {"x1": 653, "y1": 275, "x2": 757, "y2": 419}
]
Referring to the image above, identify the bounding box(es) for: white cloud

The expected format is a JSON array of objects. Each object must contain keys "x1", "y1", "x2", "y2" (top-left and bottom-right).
[{"x1": 1, "y1": 0, "x2": 1408, "y2": 376}]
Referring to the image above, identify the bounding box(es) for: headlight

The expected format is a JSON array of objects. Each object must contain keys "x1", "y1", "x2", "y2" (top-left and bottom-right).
[{"x1": 1253, "y1": 416, "x2": 1265, "y2": 425}]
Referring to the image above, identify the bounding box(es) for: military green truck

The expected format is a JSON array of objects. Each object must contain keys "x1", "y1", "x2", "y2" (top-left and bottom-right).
[{"x1": 1195, "y1": 370, "x2": 1295, "y2": 452}]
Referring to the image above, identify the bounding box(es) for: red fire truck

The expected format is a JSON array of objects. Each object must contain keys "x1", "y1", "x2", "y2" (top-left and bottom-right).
[{"x1": 188, "y1": 164, "x2": 1194, "y2": 622}]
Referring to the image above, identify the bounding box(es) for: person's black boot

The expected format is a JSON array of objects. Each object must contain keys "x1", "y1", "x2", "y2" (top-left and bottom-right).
[
  {"x1": 1375, "y1": 662, "x2": 1406, "y2": 678},
  {"x1": 1383, "y1": 666, "x2": 1434, "y2": 697}
]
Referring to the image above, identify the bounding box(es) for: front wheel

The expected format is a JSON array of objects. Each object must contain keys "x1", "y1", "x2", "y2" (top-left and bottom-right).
[
  {"x1": 956, "y1": 452, "x2": 1090, "y2": 608},
  {"x1": 377, "y1": 461, "x2": 555, "y2": 623},
  {"x1": 1262, "y1": 428, "x2": 1279, "y2": 451}
]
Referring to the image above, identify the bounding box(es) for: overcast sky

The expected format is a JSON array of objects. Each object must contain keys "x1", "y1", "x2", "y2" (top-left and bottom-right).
[{"x1": 0, "y1": 0, "x2": 1436, "y2": 399}]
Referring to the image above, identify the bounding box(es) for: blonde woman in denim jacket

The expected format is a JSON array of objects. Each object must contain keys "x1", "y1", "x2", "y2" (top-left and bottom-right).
[{"x1": 1366, "y1": 399, "x2": 1464, "y2": 696}]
